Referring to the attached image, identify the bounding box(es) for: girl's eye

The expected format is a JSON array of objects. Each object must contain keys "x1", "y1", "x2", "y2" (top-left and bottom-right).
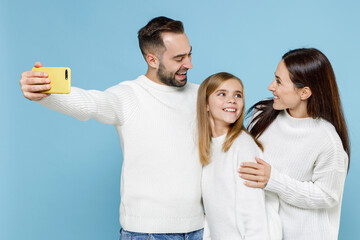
[{"x1": 235, "y1": 94, "x2": 242, "y2": 98}]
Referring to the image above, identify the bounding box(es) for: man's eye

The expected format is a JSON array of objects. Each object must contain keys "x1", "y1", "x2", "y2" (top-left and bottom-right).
[{"x1": 175, "y1": 58, "x2": 184, "y2": 62}]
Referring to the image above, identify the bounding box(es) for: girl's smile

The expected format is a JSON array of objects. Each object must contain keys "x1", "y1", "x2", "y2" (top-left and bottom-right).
[{"x1": 207, "y1": 78, "x2": 244, "y2": 137}]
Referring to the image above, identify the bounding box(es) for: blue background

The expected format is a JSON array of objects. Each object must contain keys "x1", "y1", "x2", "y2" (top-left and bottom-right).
[{"x1": 1, "y1": 0, "x2": 359, "y2": 239}]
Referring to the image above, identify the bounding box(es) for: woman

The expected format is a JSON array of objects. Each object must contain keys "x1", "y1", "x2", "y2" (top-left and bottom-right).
[
  {"x1": 198, "y1": 72, "x2": 281, "y2": 240},
  {"x1": 240, "y1": 48, "x2": 349, "y2": 240}
]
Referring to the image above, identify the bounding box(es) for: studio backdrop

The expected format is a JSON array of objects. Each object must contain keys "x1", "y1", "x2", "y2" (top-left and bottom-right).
[{"x1": 1, "y1": 0, "x2": 359, "y2": 239}]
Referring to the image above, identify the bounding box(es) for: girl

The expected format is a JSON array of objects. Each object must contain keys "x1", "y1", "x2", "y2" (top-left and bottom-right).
[
  {"x1": 198, "y1": 72, "x2": 281, "y2": 240},
  {"x1": 240, "y1": 48, "x2": 349, "y2": 240}
]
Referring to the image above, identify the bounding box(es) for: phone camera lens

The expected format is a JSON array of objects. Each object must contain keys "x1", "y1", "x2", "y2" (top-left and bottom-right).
[{"x1": 65, "y1": 69, "x2": 68, "y2": 80}]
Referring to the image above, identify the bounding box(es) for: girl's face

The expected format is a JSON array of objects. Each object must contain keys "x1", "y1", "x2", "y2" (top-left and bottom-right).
[
  {"x1": 268, "y1": 60, "x2": 308, "y2": 118},
  {"x1": 207, "y1": 79, "x2": 244, "y2": 135}
]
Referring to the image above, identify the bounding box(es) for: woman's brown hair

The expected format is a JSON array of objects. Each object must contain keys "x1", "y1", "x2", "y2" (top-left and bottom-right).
[{"x1": 248, "y1": 48, "x2": 350, "y2": 169}]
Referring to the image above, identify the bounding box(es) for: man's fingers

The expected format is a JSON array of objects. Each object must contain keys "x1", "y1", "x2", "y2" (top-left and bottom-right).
[
  {"x1": 34, "y1": 62, "x2": 43, "y2": 68},
  {"x1": 23, "y1": 92, "x2": 51, "y2": 101},
  {"x1": 24, "y1": 78, "x2": 50, "y2": 85},
  {"x1": 20, "y1": 62, "x2": 50, "y2": 101},
  {"x1": 30, "y1": 71, "x2": 48, "y2": 78},
  {"x1": 21, "y1": 70, "x2": 48, "y2": 78},
  {"x1": 22, "y1": 84, "x2": 51, "y2": 93}
]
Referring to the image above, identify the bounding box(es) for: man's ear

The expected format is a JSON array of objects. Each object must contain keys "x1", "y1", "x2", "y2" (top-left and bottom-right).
[
  {"x1": 300, "y1": 86, "x2": 312, "y2": 100},
  {"x1": 146, "y1": 53, "x2": 160, "y2": 69}
]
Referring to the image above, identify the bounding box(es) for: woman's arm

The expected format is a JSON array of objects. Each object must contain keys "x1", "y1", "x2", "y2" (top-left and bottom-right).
[
  {"x1": 239, "y1": 144, "x2": 348, "y2": 209},
  {"x1": 264, "y1": 166, "x2": 346, "y2": 209}
]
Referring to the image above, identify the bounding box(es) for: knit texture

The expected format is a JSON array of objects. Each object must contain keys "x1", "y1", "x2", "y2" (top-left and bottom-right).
[
  {"x1": 202, "y1": 131, "x2": 275, "y2": 240},
  {"x1": 260, "y1": 110, "x2": 348, "y2": 240},
  {"x1": 37, "y1": 75, "x2": 204, "y2": 233}
]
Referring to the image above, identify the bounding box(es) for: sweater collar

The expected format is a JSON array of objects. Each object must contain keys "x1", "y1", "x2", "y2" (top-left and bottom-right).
[
  {"x1": 280, "y1": 109, "x2": 318, "y2": 128},
  {"x1": 211, "y1": 133, "x2": 227, "y2": 146},
  {"x1": 138, "y1": 75, "x2": 187, "y2": 92}
]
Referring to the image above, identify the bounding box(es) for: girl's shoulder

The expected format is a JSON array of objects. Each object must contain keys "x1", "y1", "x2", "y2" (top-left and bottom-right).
[
  {"x1": 233, "y1": 131, "x2": 262, "y2": 154},
  {"x1": 230, "y1": 131, "x2": 263, "y2": 164},
  {"x1": 235, "y1": 130, "x2": 256, "y2": 142}
]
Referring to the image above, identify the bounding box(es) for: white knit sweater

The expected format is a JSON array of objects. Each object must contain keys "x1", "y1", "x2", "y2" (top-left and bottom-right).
[
  {"x1": 202, "y1": 131, "x2": 270, "y2": 240},
  {"x1": 260, "y1": 110, "x2": 348, "y2": 240},
  {"x1": 37, "y1": 75, "x2": 204, "y2": 233}
]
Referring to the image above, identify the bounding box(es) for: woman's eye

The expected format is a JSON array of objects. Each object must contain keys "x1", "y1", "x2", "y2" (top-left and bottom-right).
[
  {"x1": 218, "y1": 93, "x2": 225, "y2": 96},
  {"x1": 276, "y1": 79, "x2": 281, "y2": 84}
]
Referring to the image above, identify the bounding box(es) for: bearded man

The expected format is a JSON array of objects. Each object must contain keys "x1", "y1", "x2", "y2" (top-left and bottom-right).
[{"x1": 19, "y1": 16, "x2": 204, "y2": 239}]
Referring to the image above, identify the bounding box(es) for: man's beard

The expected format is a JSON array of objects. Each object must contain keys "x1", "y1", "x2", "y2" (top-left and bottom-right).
[{"x1": 157, "y1": 62, "x2": 187, "y2": 87}]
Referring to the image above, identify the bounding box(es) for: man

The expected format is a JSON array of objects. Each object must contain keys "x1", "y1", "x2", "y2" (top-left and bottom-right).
[{"x1": 20, "y1": 17, "x2": 204, "y2": 239}]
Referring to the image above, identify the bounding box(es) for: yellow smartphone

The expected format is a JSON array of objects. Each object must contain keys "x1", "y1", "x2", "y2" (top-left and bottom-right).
[{"x1": 32, "y1": 67, "x2": 71, "y2": 94}]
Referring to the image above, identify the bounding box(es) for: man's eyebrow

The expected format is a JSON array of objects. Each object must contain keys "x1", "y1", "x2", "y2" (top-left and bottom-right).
[{"x1": 173, "y1": 46, "x2": 192, "y2": 59}]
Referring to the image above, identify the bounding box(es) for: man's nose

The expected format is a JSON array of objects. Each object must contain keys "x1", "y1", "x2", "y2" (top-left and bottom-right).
[{"x1": 183, "y1": 56, "x2": 193, "y2": 69}]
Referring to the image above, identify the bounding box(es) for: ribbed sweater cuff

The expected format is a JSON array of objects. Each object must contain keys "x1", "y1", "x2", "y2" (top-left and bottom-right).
[{"x1": 265, "y1": 167, "x2": 283, "y2": 193}]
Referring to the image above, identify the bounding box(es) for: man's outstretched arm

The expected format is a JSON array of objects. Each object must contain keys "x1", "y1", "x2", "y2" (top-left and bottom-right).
[{"x1": 19, "y1": 62, "x2": 136, "y2": 126}]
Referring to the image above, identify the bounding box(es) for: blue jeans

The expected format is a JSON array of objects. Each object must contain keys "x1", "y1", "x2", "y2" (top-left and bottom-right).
[{"x1": 119, "y1": 228, "x2": 204, "y2": 240}]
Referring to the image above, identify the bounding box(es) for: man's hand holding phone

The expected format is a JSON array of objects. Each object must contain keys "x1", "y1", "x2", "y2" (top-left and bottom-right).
[
  {"x1": 20, "y1": 62, "x2": 51, "y2": 101},
  {"x1": 20, "y1": 62, "x2": 71, "y2": 101}
]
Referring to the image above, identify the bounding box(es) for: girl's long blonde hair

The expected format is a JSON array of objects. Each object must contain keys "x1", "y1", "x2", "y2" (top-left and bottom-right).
[{"x1": 197, "y1": 72, "x2": 262, "y2": 165}]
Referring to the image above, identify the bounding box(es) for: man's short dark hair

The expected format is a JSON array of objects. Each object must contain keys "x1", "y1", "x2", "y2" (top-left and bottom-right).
[{"x1": 138, "y1": 16, "x2": 184, "y2": 57}]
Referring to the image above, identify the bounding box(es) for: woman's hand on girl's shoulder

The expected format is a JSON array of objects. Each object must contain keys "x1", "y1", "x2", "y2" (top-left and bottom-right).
[{"x1": 238, "y1": 157, "x2": 271, "y2": 188}]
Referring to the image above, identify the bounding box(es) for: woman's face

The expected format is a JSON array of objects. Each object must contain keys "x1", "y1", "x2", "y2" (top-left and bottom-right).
[
  {"x1": 207, "y1": 79, "x2": 244, "y2": 134},
  {"x1": 268, "y1": 60, "x2": 308, "y2": 118}
]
